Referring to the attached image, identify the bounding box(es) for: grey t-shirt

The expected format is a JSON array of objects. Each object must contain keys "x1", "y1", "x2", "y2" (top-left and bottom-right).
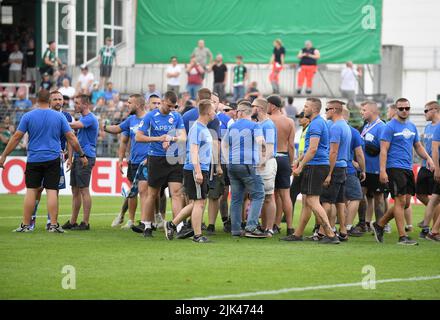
[{"x1": 192, "y1": 47, "x2": 213, "y2": 67}]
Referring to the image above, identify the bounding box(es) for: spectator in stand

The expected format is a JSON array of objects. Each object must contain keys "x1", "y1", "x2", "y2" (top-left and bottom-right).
[
  {"x1": 269, "y1": 39, "x2": 285, "y2": 94},
  {"x1": 98, "y1": 37, "x2": 117, "y2": 89},
  {"x1": 25, "y1": 39, "x2": 37, "y2": 93},
  {"x1": 192, "y1": 39, "x2": 213, "y2": 71},
  {"x1": 76, "y1": 64, "x2": 94, "y2": 95},
  {"x1": 40, "y1": 73, "x2": 52, "y2": 91},
  {"x1": 40, "y1": 41, "x2": 62, "y2": 79},
  {"x1": 0, "y1": 42, "x2": 9, "y2": 82},
  {"x1": 8, "y1": 43, "x2": 23, "y2": 83},
  {"x1": 58, "y1": 78, "x2": 76, "y2": 109},
  {"x1": 186, "y1": 54, "x2": 204, "y2": 100},
  {"x1": 244, "y1": 81, "x2": 261, "y2": 102},
  {"x1": 232, "y1": 55, "x2": 247, "y2": 102},
  {"x1": 90, "y1": 81, "x2": 105, "y2": 105},
  {"x1": 103, "y1": 82, "x2": 118, "y2": 102},
  {"x1": 284, "y1": 96, "x2": 298, "y2": 123},
  {"x1": 340, "y1": 61, "x2": 361, "y2": 107},
  {"x1": 144, "y1": 83, "x2": 161, "y2": 102},
  {"x1": 13, "y1": 89, "x2": 32, "y2": 126},
  {"x1": 296, "y1": 40, "x2": 320, "y2": 95},
  {"x1": 56, "y1": 66, "x2": 72, "y2": 89},
  {"x1": 209, "y1": 54, "x2": 228, "y2": 101},
  {"x1": 94, "y1": 97, "x2": 106, "y2": 114},
  {"x1": 166, "y1": 56, "x2": 181, "y2": 95}
]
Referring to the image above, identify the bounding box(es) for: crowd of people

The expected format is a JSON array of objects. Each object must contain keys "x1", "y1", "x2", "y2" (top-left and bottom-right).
[{"x1": 1, "y1": 84, "x2": 440, "y2": 246}]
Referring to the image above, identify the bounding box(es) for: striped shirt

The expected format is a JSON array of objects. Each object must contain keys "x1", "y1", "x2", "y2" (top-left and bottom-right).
[{"x1": 99, "y1": 46, "x2": 116, "y2": 65}]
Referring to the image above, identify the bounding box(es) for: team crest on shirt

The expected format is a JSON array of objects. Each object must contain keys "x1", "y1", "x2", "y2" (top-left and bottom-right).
[
  {"x1": 395, "y1": 128, "x2": 415, "y2": 139},
  {"x1": 168, "y1": 117, "x2": 174, "y2": 124},
  {"x1": 139, "y1": 120, "x2": 144, "y2": 127}
]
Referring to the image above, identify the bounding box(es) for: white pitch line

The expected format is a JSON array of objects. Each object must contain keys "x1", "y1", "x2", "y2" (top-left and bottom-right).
[{"x1": 189, "y1": 275, "x2": 440, "y2": 300}]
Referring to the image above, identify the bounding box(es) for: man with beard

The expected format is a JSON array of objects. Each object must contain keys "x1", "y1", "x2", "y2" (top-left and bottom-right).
[
  {"x1": 372, "y1": 98, "x2": 434, "y2": 245},
  {"x1": 103, "y1": 94, "x2": 149, "y2": 230},
  {"x1": 30, "y1": 90, "x2": 73, "y2": 230}
]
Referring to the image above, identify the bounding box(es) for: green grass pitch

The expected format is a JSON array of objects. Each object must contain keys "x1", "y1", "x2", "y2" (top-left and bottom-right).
[{"x1": 0, "y1": 194, "x2": 439, "y2": 300}]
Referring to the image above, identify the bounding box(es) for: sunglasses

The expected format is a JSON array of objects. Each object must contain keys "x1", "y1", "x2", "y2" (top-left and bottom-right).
[
  {"x1": 424, "y1": 108, "x2": 436, "y2": 113},
  {"x1": 397, "y1": 107, "x2": 410, "y2": 112},
  {"x1": 325, "y1": 108, "x2": 335, "y2": 112}
]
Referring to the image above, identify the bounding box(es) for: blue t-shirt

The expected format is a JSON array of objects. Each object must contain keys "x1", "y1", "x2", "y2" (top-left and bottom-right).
[
  {"x1": 380, "y1": 118, "x2": 419, "y2": 170},
  {"x1": 184, "y1": 121, "x2": 213, "y2": 172},
  {"x1": 119, "y1": 114, "x2": 149, "y2": 164},
  {"x1": 225, "y1": 119, "x2": 263, "y2": 165},
  {"x1": 347, "y1": 126, "x2": 364, "y2": 175},
  {"x1": 329, "y1": 119, "x2": 351, "y2": 168},
  {"x1": 60, "y1": 111, "x2": 73, "y2": 151},
  {"x1": 14, "y1": 99, "x2": 33, "y2": 125},
  {"x1": 304, "y1": 115, "x2": 329, "y2": 166},
  {"x1": 217, "y1": 112, "x2": 234, "y2": 138},
  {"x1": 260, "y1": 118, "x2": 277, "y2": 158},
  {"x1": 76, "y1": 112, "x2": 99, "y2": 158},
  {"x1": 422, "y1": 122, "x2": 439, "y2": 168},
  {"x1": 14, "y1": 99, "x2": 32, "y2": 110},
  {"x1": 17, "y1": 109, "x2": 71, "y2": 163},
  {"x1": 91, "y1": 90, "x2": 105, "y2": 105},
  {"x1": 104, "y1": 89, "x2": 118, "y2": 102},
  {"x1": 182, "y1": 107, "x2": 220, "y2": 140},
  {"x1": 139, "y1": 109, "x2": 185, "y2": 157},
  {"x1": 361, "y1": 119, "x2": 386, "y2": 174},
  {"x1": 432, "y1": 124, "x2": 440, "y2": 159}
]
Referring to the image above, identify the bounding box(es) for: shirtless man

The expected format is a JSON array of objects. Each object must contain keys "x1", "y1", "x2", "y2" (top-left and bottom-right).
[{"x1": 267, "y1": 95, "x2": 296, "y2": 236}]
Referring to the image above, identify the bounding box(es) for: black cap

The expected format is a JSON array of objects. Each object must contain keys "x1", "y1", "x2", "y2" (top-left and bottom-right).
[
  {"x1": 296, "y1": 111, "x2": 305, "y2": 118},
  {"x1": 228, "y1": 102, "x2": 238, "y2": 110},
  {"x1": 267, "y1": 95, "x2": 282, "y2": 108}
]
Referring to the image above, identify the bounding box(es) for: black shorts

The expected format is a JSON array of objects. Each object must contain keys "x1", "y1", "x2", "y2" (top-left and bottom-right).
[
  {"x1": 127, "y1": 162, "x2": 148, "y2": 183},
  {"x1": 275, "y1": 154, "x2": 292, "y2": 189},
  {"x1": 184, "y1": 170, "x2": 209, "y2": 200},
  {"x1": 25, "y1": 158, "x2": 60, "y2": 190},
  {"x1": 361, "y1": 173, "x2": 386, "y2": 197},
  {"x1": 387, "y1": 168, "x2": 415, "y2": 199},
  {"x1": 221, "y1": 164, "x2": 230, "y2": 186},
  {"x1": 301, "y1": 165, "x2": 330, "y2": 196},
  {"x1": 320, "y1": 167, "x2": 347, "y2": 204},
  {"x1": 100, "y1": 64, "x2": 112, "y2": 78},
  {"x1": 147, "y1": 156, "x2": 183, "y2": 188},
  {"x1": 208, "y1": 173, "x2": 225, "y2": 200},
  {"x1": 416, "y1": 167, "x2": 434, "y2": 195},
  {"x1": 70, "y1": 157, "x2": 96, "y2": 188}
]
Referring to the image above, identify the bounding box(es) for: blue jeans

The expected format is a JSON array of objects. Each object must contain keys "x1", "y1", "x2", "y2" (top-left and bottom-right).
[
  {"x1": 187, "y1": 84, "x2": 202, "y2": 100},
  {"x1": 233, "y1": 85, "x2": 245, "y2": 102},
  {"x1": 228, "y1": 164, "x2": 265, "y2": 235}
]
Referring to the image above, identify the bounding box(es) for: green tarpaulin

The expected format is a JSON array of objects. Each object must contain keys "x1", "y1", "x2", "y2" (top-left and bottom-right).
[{"x1": 136, "y1": 0, "x2": 382, "y2": 64}]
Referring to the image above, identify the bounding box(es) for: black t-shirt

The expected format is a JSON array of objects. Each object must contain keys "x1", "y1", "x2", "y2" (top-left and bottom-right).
[
  {"x1": 273, "y1": 46, "x2": 285, "y2": 64},
  {"x1": 212, "y1": 63, "x2": 227, "y2": 83},
  {"x1": 26, "y1": 48, "x2": 36, "y2": 68},
  {"x1": 299, "y1": 47, "x2": 317, "y2": 65}
]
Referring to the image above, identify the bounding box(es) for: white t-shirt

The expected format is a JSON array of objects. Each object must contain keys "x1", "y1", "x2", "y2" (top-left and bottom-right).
[
  {"x1": 166, "y1": 65, "x2": 181, "y2": 86},
  {"x1": 340, "y1": 67, "x2": 358, "y2": 91},
  {"x1": 77, "y1": 72, "x2": 95, "y2": 90},
  {"x1": 9, "y1": 51, "x2": 23, "y2": 71},
  {"x1": 59, "y1": 86, "x2": 76, "y2": 109}
]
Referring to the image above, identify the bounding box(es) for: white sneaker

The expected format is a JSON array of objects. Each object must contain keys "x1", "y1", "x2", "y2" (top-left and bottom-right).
[
  {"x1": 121, "y1": 220, "x2": 134, "y2": 230},
  {"x1": 384, "y1": 224, "x2": 392, "y2": 234},
  {"x1": 111, "y1": 214, "x2": 124, "y2": 227}
]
